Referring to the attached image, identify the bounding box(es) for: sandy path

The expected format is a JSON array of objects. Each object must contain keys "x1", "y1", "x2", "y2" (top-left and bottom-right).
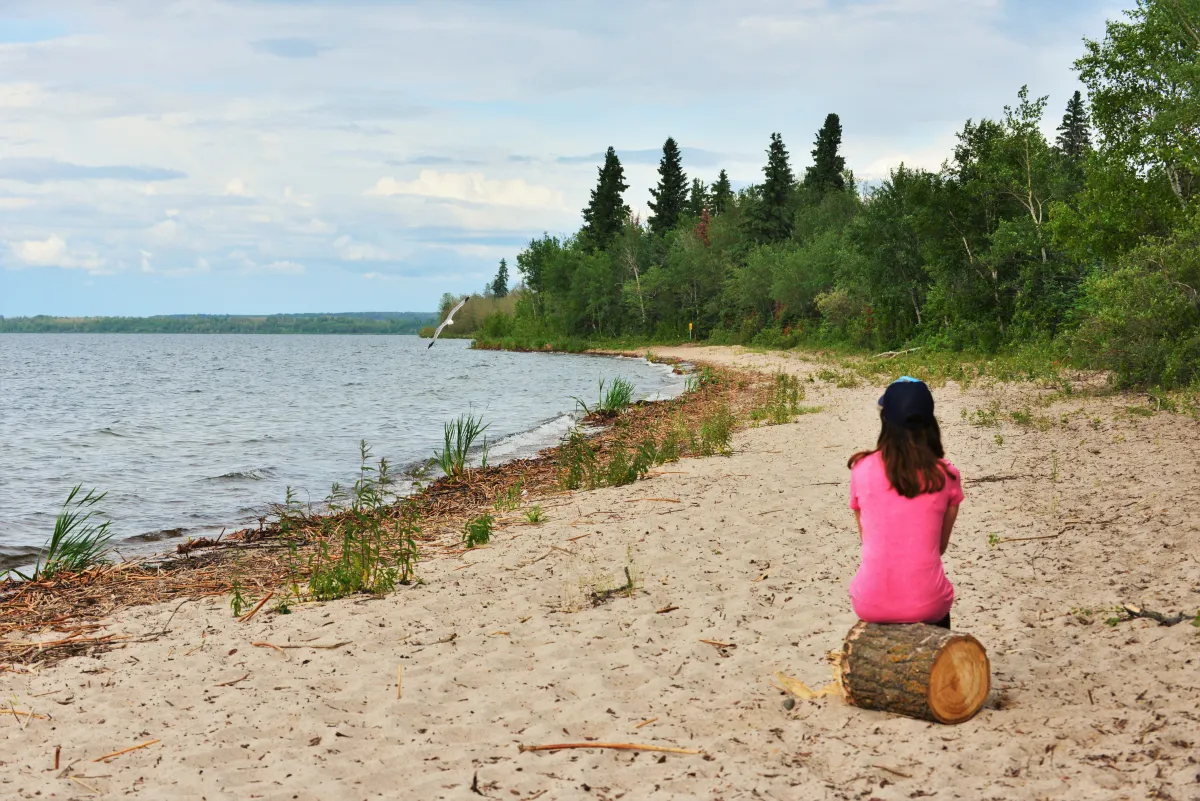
[{"x1": 3, "y1": 345, "x2": 1198, "y2": 800}]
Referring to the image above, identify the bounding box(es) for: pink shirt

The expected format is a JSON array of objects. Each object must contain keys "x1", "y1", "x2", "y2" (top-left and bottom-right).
[{"x1": 848, "y1": 451, "x2": 963, "y2": 623}]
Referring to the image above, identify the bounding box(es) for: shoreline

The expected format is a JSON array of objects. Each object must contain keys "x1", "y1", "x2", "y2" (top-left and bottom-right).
[
  {"x1": 0, "y1": 353, "x2": 744, "y2": 666},
  {"x1": 0, "y1": 344, "x2": 686, "y2": 572},
  {"x1": 2, "y1": 345, "x2": 1198, "y2": 799}
]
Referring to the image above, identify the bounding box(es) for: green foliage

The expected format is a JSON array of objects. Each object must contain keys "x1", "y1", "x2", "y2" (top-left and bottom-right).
[
  {"x1": 434, "y1": 413, "x2": 490, "y2": 480},
  {"x1": 697, "y1": 403, "x2": 735, "y2": 456},
  {"x1": 463, "y1": 513, "x2": 495, "y2": 548},
  {"x1": 308, "y1": 444, "x2": 420, "y2": 601},
  {"x1": 448, "y1": 1, "x2": 1196, "y2": 392},
  {"x1": 0, "y1": 312, "x2": 436, "y2": 334},
  {"x1": 9, "y1": 485, "x2": 115, "y2": 582},
  {"x1": 581, "y1": 147, "x2": 631, "y2": 250},
  {"x1": 1055, "y1": 90, "x2": 1093, "y2": 161},
  {"x1": 494, "y1": 480, "x2": 524, "y2": 512},
  {"x1": 573, "y1": 377, "x2": 635, "y2": 416},
  {"x1": 491, "y1": 258, "x2": 510, "y2": 298},
  {"x1": 557, "y1": 428, "x2": 599, "y2": 490},
  {"x1": 648, "y1": 137, "x2": 688, "y2": 236},
  {"x1": 750, "y1": 371, "x2": 815, "y2": 424},
  {"x1": 524, "y1": 504, "x2": 545, "y2": 524},
  {"x1": 805, "y1": 113, "x2": 847, "y2": 193}
]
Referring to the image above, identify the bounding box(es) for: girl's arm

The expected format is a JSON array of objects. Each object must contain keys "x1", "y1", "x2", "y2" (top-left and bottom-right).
[
  {"x1": 854, "y1": 509, "x2": 863, "y2": 540},
  {"x1": 940, "y1": 504, "x2": 959, "y2": 555}
]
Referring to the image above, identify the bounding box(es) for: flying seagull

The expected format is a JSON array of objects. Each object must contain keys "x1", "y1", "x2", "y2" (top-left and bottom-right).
[{"x1": 427, "y1": 297, "x2": 468, "y2": 348}]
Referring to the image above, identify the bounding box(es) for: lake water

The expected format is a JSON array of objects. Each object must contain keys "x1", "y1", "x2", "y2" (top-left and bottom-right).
[{"x1": 0, "y1": 335, "x2": 685, "y2": 569}]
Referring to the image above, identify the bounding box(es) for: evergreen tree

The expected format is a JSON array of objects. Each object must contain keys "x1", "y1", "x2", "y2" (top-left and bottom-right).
[
  {"x1": 686, "y1": 177, "x2": 709, "y2": 217},
  {"x1": 580, "y1": 147, "x2": 630, "y2": 250},
  {"x1": 804, "y1": 113, "x2": 846, "y2": 192},
  {"x1": 491, "y1": 258, "x2": 509, "y2": 298},
  {"x1": 1055, "y1": 90, "x2": 1092, "y2": 161},
  {"x1": 752, "y1": 132, "x2": 796, "y2": 243},
  {"x1": 648, "y1": 137, "x2": 688, "y2": 236},
  {"x1": 710, "y1": 169, "x2": 733, "y2": 215}
]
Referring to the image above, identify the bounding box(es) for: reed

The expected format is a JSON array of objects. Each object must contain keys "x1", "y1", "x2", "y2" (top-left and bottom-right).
[
  {"x1": 434, "y1": 413, "x2": 490, "y2": 480},
  {"x1": 10, "y1": 485, "x2": 115, "y2": 581},
  {"x1": 573, "y1": 377, "x2": 635, "y2": 417}
]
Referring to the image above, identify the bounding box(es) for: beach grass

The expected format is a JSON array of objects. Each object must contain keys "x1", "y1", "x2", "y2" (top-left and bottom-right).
[
  {"x1": 6, "y1": 485, "x2": 115, "y2": 582},
  {"x1": 434, "y1": 412, "x2": 490, "y2": 481}
]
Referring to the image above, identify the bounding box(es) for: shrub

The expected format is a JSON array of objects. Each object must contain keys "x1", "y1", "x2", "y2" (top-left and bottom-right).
[
  {"x1": 463, "y1": 513, "x2": 494, "y2": 548},
  {"x1": 698, "y1": 403, "x2": 735, "y2": 456}
]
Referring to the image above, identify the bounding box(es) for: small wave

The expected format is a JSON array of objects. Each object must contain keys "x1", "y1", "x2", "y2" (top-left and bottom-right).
[
  {"x1": 205, "y1": 467, "x2": 275, "y2": 482},
  {"x1": 96, "y1": 426, "x2": 126, "y2": 437},
  {"x1": 0, "y1": 545, "x2": 43, "y2": 574}
]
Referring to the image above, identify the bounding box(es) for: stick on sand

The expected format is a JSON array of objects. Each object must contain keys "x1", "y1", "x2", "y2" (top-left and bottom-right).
[
  {"x1": 518, "y1": 742, "x2": 702, "y2": 755},
  {"x1": 93, "y1": 739, "x2": 160, "y2": 762}
]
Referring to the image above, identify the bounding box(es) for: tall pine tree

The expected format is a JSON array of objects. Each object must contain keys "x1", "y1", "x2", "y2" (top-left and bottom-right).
[
  {"x1": 752, "y1": 133, "x2": 796, "y2": 243},
  {"x1": 648, "y1": 137, "x2": 688, "y2": 236},
  {"x1": 686, "y1": 177, "x2": 709, "y2": 217},
  {"x1": 1055, "y1": 90, "x2": 1092, "y2": 161},
  {"x1": 804, "y1": 113, "x2": 846, "y2": 192},
  {"x1": 580, "y1": 147, "x2": 630, "y2": 250},
  {"x1": 491, "y1": 258, "x2": 509, "y2": 298},
  {"x1": 710, "y1": 169, "x2": 733, "y2": 215}
]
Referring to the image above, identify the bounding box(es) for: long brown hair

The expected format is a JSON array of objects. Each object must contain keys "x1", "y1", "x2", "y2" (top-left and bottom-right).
[{"x1": 848, "y1": 415, "x2": 954, "y2": 499}]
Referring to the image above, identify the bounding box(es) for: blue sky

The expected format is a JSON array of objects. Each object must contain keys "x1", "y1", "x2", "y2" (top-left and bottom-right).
[{"x1": 0, "y1": 0, "x2": 1123, "y2": 316}]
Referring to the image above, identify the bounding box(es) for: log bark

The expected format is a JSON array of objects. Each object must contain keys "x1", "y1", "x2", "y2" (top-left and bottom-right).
[{"x1": 838, "y1": 621, "x2": 990, "y2": 724}]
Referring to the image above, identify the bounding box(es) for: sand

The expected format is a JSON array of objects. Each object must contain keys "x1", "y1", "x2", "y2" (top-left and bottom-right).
[{"x1": 3, "y1": 345, "x2": 1198, "y2": 800}]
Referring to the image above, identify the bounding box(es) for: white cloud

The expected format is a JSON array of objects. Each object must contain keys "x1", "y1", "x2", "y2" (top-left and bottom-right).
[
  {"x1": 140, "y1": 249, "x2": 154, "y2": 272},
  {"x1": 8, "y1": 235, "x2": 107, "y2": 272},
  {"x1": 0, "y1": 197, "x2": 35, "y2": 209},
  {"x1": 224, "y1": 178, "x2": 253, "y2": 197},
  {"x1": 334, "y1": 235, "x2": 389, "y2": 261},
  {"x1": 367, "y1": 170, "x2": 565, "y2": 209},
  {"x1": 149, "y1": 218, "x2": 179, "y2": 241}
]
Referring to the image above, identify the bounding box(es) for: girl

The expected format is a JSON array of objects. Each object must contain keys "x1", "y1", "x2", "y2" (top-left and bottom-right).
[{"x1": 847, "y1": 377, "x2": 963, "y2": 628}]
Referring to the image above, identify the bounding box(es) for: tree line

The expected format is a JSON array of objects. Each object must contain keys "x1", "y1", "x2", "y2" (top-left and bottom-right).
[
  {"x1": 0, "y1": 312, "x2": 437, "y2": 335},
  {"x1": 475, "y1": 0, "x2": 1199, "y2": 388}
]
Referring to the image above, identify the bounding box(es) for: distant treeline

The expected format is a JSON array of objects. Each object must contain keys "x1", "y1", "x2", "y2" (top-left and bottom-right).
[
  {"x1": 466, "y1": 0, "x2": 1200, "y2": 389},
  {"x1": 0, "y1": 312, "x2": 437, "y2": 335}
]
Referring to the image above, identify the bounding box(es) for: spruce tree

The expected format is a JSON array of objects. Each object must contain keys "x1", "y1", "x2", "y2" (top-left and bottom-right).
[
  {"x1": 753, "y1": 132, "x2": 796, "y2": 243},
  {"x1": 686, "y1": 177, "x2": 709, "y2": 217},
  {"x1": 804, "y1": 113, "x2": 846, "y2": 192},
  {"x1": 1055, "y1": 90, "x2": 1092, "y2": 161},
  {"x1": 580, "y1": 147, "x2": 630, "y2": 250},
  {"x1": 648, "y1": 137, "x2": 688, "y2": 236},
  {"x1": 491, "y1": 258, "x2": 509, "y2": 298},
  {"x1": 710, "y1": 169, "x2": 733, "y2": 215}
]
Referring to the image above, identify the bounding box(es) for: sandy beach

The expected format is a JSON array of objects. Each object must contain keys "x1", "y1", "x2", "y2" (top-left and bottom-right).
[{"x1": 3, "y1": 345, "x2": 1198, "y2": 800}]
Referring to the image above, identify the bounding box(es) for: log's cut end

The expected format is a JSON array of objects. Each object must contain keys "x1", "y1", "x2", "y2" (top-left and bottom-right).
[
  {"x1": 839, "y1": 621, "x2": 990, "y2": 725},
  {"x1": 927, "y1": 635, "x2": 990, "y2": 723}
]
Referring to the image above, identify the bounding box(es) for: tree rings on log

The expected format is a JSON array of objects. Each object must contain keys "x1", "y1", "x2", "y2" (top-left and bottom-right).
[{"x1": 838, "y1": 621, "x2": 990, "y2": 724}]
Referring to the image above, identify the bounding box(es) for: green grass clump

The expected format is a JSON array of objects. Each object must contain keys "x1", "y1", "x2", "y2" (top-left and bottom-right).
[
  {"x1": 305, "y1": 441, "x2": 420, "y2": 602},
  {"x1": 698, "y1": 403, "x2": 735, "y2": 456},
  {"x1": 434, "y1": 413, "x2": 489, "y2": 481},
  {"x1": 9, "y1": 485, "x2": 115, "y2": 581},
  {"x1": 558, "y1": 428, "x2": 599, "y2": 490},
  {"x1": 494, "y1": 480, "x2": 524, "y2": 512},
  {"x1": 524, "y1": 504, "x2": 545, "y2": 524},
  {"x1": 574, "y1": 377, "x2": 636, "y2": 417},
  {"x1": 463, "y1": 513, "x2": 495, "y2": 548},
  {"x1": 750, "y1": 371, "x2": 819, "y2": 425}
]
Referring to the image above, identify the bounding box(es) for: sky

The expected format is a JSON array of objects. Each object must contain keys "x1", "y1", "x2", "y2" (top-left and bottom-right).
[{"x1": 0, "y1": 0, "x2": 1124, "y2": 317}]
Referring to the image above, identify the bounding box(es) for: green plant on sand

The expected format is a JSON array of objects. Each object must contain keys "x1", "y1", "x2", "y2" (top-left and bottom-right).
[
  {"x1": 6, "y1": 485, "x2": 115, "y2": 582},
  {"x1": 434, "y1": 412, "x2": 489, "y2": 481},
  {"x1": 463, "y1": 513, "x2": 495, "y2": 548},
  {"x1": 573, "y1": 377, "x2": 635, "y2": 417}
]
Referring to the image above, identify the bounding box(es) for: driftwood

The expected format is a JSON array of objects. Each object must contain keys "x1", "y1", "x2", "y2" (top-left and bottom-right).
[
  {"x1": 873, "y1": 347, "x2": 924, "y2": 359},
  {"x1": 839, "y1": 621, "x2": 990, "y2": 724}
]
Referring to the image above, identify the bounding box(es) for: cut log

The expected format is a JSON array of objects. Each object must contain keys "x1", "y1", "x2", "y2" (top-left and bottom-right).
[{"x1": 838, "y1": 621, "x2": 990, "y2": 724}]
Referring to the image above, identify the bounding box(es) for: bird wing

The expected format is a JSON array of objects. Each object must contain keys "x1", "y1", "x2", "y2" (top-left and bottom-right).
[
  {"x1": 428, "y1": 297, "x2": 467, "y2": 347},
  {"x1": 446, "y1": 297, "x2": 468, "y2": 322}
]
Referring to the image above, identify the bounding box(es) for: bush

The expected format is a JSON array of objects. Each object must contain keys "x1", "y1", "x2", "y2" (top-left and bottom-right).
[{"x1": 1070, "y1": 223, "x2": 1200, "y2": 388}]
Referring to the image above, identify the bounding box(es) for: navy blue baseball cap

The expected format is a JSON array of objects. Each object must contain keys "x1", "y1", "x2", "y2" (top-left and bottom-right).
[{"x1": 878, "y1": 376, "x2": 935, "y2": 429}]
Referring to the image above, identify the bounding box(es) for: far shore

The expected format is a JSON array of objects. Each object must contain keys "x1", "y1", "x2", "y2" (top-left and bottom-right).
[{"x1": 2, "y1": 345, "x2": 1198, "y2": 800}]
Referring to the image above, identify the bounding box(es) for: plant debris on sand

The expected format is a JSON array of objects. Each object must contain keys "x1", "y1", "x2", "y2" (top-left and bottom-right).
[{"x1": 0, "y1": 360, "x2": 774, "y2": 669}]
